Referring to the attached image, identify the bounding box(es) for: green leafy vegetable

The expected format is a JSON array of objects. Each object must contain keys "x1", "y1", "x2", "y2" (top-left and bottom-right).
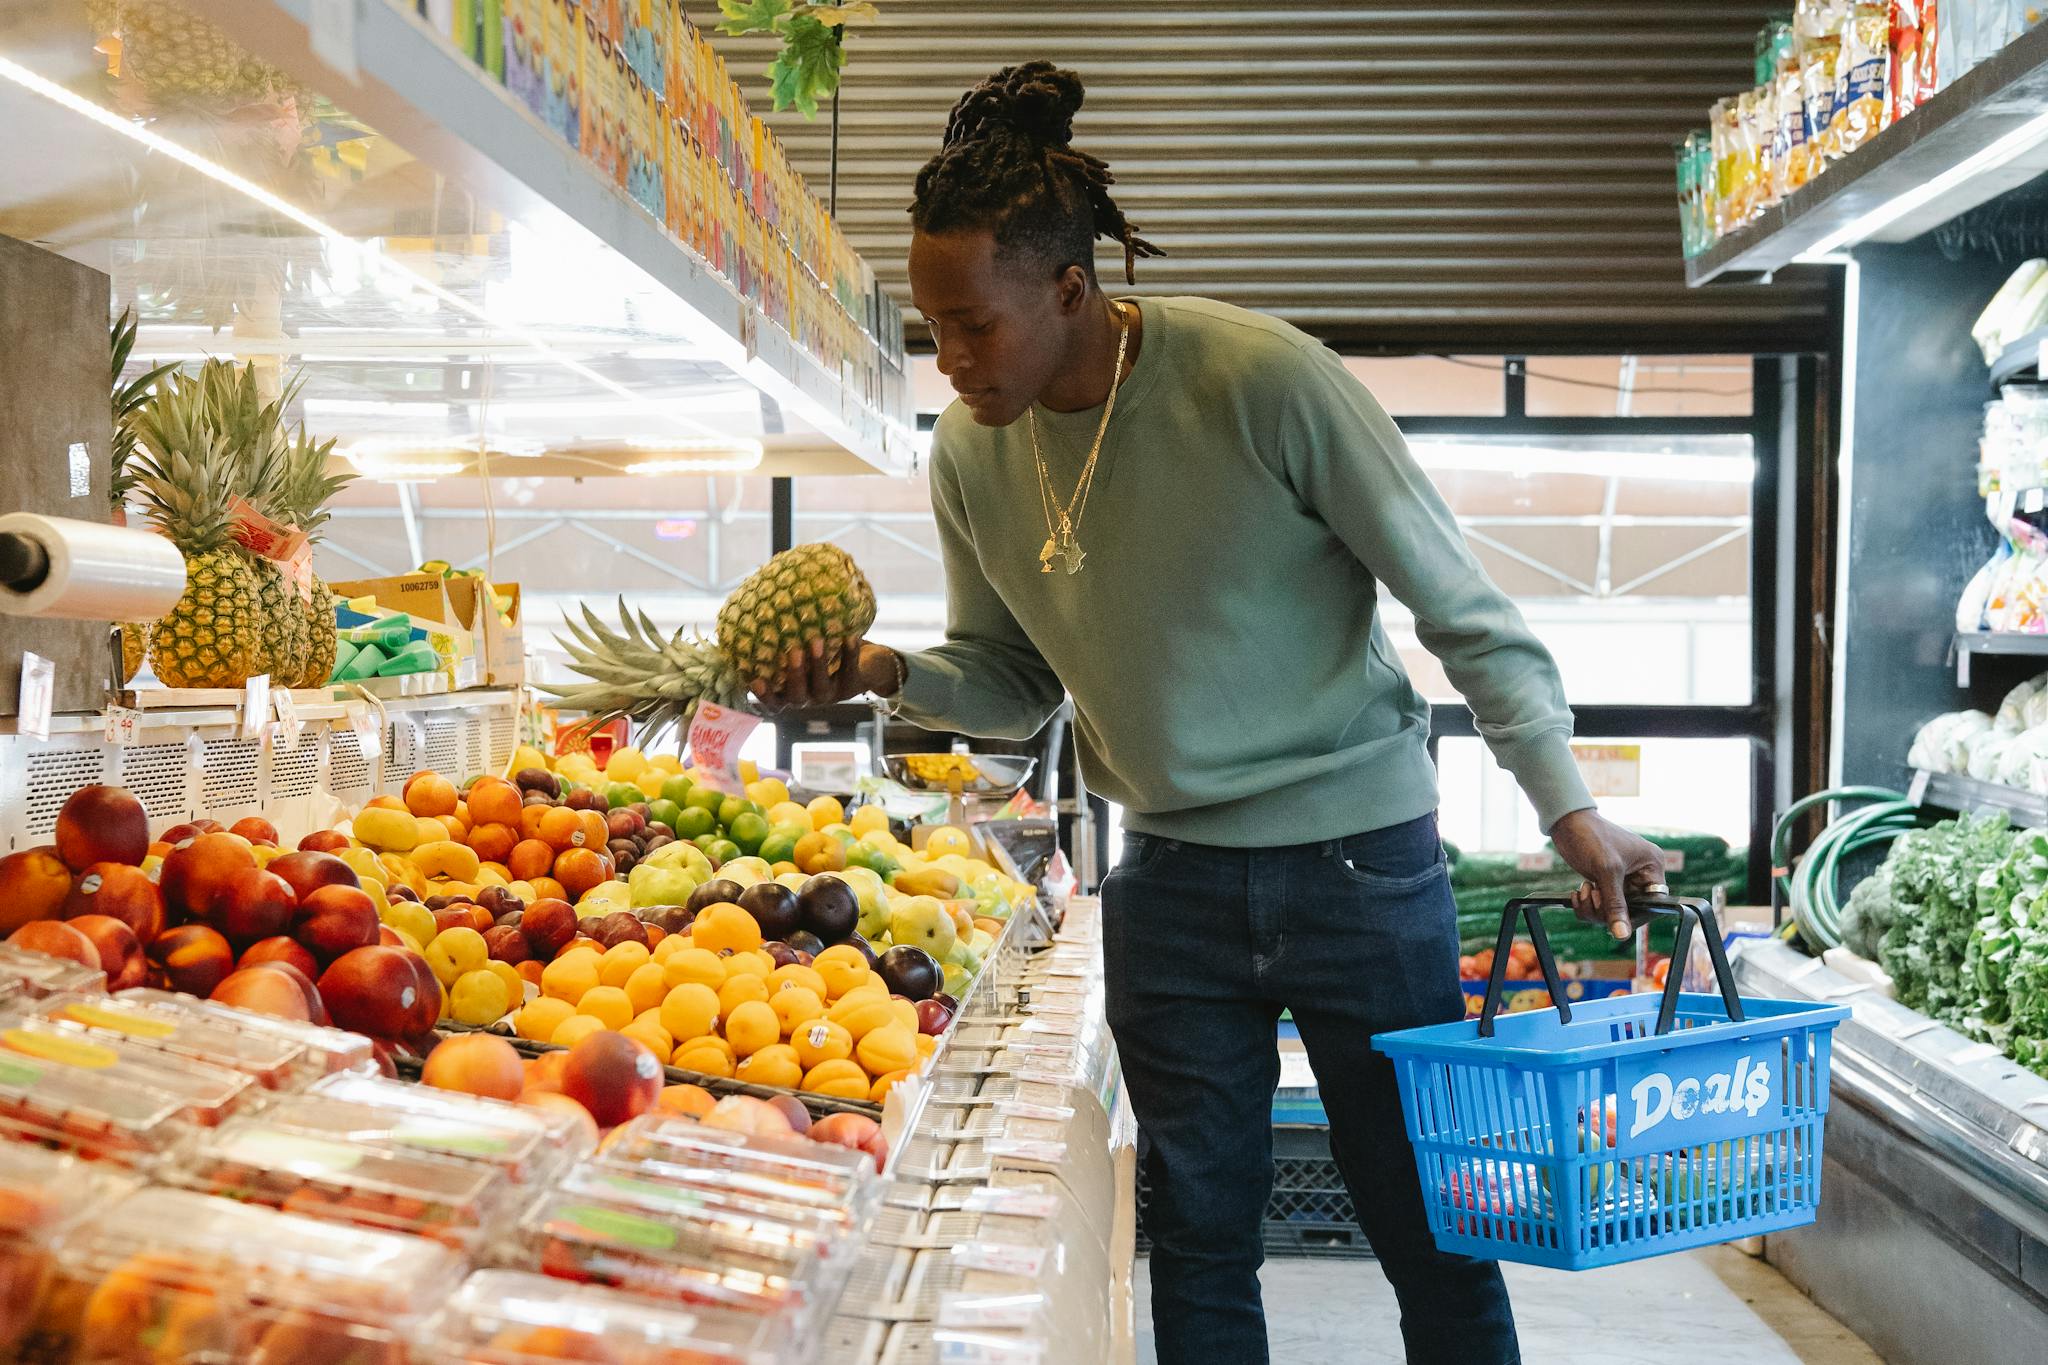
[{"x1": 717, "y1": 1, "x2": 877, "y2": 118}]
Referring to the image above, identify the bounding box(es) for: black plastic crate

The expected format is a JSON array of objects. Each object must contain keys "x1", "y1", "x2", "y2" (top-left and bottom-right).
[{"x1": 1135, "y1": 1125, "x2": 1375, "y2": 1261}]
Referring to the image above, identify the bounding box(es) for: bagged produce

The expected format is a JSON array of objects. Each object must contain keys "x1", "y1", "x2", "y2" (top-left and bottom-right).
[
  {"x1": 1908, "y1": 709, "x2": 1994, "y2": 771},
  {"x1": 1971, "y1": 259, "x2": 2048, "y2": 362},
  {"x1": 1996, "y1": 674, "x2": 2048, "y2": 731},
  {"x1": 1968, "y1": 729, "x2": 2015, "y2": 781}
]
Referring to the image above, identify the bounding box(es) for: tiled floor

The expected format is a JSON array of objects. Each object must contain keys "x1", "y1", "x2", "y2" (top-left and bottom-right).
[{"x1": 1134, "y1": 1246, "x2": 1882, "y2": 1364}]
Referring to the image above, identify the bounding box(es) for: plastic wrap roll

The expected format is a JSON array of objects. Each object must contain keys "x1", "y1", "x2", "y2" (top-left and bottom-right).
[{"x1": 0, "y1": 513, "x2": 186, "y2": 621}]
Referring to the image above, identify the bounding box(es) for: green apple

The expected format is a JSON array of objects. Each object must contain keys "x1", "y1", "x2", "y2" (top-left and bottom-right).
[
  {"x1": 720, "y1": 856, "x2": 772, "y2": 887},
  {"x1": 968, "y1": 928, "x2": 995, "y2": 956},
  {"x1": 942, "y1": 962, "x2": 971, "y2": 997},
  {"x1": 889, "y1": 895, "x2": 957, "y2": 960},
  {"x1": 757, "y1": 826, "x2": 802, "y2": 866},
  {"x1": 606, "y1": 782, "x2": 641, "y2": 810},
  {"x1": 647, "y1": 798, "x2": 684, "y2": 834}
]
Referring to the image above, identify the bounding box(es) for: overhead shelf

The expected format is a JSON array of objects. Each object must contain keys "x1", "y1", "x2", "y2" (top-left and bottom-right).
[
  {"x1": 1688, "y1": 21, "x2": 2048, "y2": 286},
  {"x1": 1953, "y1": 631, "x2": 2048, "y2": 684},
  {"x1": 0, "y1": 0, "x2": 914, "y2": 476},
  {"x1": 1989, "y1": 327, "x2": 2048, "y2": 389},
  {"x1": 1910, "y1": 768, "x2": 2048, "y2": 825}
]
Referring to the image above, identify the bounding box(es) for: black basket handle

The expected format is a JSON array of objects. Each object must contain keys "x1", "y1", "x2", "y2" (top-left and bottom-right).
[{"x1": 1476, "y1": 893, "x2": 1745, "y2": 1038}]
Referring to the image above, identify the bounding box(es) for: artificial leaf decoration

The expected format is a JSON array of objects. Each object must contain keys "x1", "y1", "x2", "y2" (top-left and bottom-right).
[{"x1": 717, "y1": 0, "x2": 874, "y2": 118}]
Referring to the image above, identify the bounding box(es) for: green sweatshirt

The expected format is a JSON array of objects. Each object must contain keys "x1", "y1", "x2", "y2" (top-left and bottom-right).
[{"x1": 897, "y1": 296, "x2": 1593, "y2": 846}]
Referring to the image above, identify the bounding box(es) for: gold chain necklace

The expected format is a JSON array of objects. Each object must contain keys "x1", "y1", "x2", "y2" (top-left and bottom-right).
[{"x1": 1027, "y1": 301, "x2": 1131, "y2": 575}]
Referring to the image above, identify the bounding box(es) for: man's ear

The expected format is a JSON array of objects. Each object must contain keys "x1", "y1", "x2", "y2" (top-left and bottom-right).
[{"x1": 1053, "y1": 263, "x2": 1093, "y2": 316}]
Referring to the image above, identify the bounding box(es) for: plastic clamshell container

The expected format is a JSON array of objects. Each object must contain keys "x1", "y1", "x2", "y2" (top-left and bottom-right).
[
  {"x1": 34, "y1": 1186, "x2": 464, "y2": 1364},
  {"x1": 35, "y1": 993, "x2": 305, "y2": 1091},
  {"x1": 434, "y1": 1268, "x2": 791, "y2": 1365},
  {"x1": 0, "y1": 944, "x2": 104, "y2": 999},
  {"x1": 520, "y1": 1183, "x2": 822, "y2": 1323},
  {"x1": 593, "y1": 1113, "x2": 880, "y2": 1221},
  {"x1": 111, "y1": 987, "x2": 376, "y2": 1082},
  {"x1": 0, "y1": 1144, "x2": 139, "y2": 1357},
  {"x1": 168, "y1": 1118, "x2": 518, "y2": 1253},
  {"x1": 0, "y1": 1019, "x2": 255, "y2": 1166},
  {"x1": 567, "y1": 1162, "x2": 863, "y2": 1253},
  {"x1": 289, "y1": 1071, "x2": 592, "y2": 1184}
]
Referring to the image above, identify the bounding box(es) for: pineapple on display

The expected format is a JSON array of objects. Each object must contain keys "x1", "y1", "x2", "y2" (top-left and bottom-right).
[
  {"x1": 549, "y1": 543, "x2": 876, "y2": 735},
  {"x1": 273, "y1": 423, "x2": 351, "y2": 686},
  {"x1": 126, "y1": 434, "x2": 264, "y2": 689}
]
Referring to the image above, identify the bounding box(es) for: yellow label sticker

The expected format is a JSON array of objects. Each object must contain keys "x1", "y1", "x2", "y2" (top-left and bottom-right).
[
  {"x1": 60, "y1": 1003, "x2": 178, "y2": 1041},
  {"x1": 3, "y1": 1028, "x2": 118, "y2": 1070}
]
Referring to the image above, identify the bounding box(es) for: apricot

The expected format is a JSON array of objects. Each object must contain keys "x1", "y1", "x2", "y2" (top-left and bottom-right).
[
  {"x1": 405, "y1": 773, "x2": 459, "y2": 818},
  {"x1": 159, "y1": 833, "x2": 257, "y2": 923},
  {"x1": 210, "y1": 966, "x2": 313, "y2": 1022},
  {"x1": 560, "y1": 1030, "x2": 664, "y2": 1128},
  {"x1": 60, "y1": 862, "x2": 164, "y2": 943},
  {"x1": 656, "y1": 1082, "x2": 717, "y2": 1118},
  {"x1": 146, "y1": 924, "x2": 234, "y2": 996},
  {"x1": 9, "y1": 918, "x2": 101, "y2": 972},
  {"x1": 468, "y1": 822, "x2": 518, "y2": 866},
  {"x1": 466, "y1": 777, "x2": 523, "y2": 828},
  {"x1": 507, "y1": 838, "x2": 555, "y2": 883},
  {"x1": 54, "y1": 785, "x2": 149, "y2": 871},
  {"x1": 551, "y1": 848, "x2": 609, "y2": 900},
  {"x1": 68, "y1": 915, "x2": 145, "y2": 989},
  {"x1": 420, "y1": 1033, "x2": 524, "y2": 1101}
]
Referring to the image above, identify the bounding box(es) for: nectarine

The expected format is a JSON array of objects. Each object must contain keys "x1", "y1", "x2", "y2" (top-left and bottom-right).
[
  {"x1": 291, "y1": 885, "x2": 379, "y2": 965},
  {"x1": 210, "y1": 967, "x2": 313, "y2": 1022},
  {"x1": 159, "y1": 833, "x2": 258, "y2": 922},
  {"x1": 520, "y1": 899, "x2": 578, "y2": 958},
  {"x1": 54, "y1": 785, "x2": 149, "y2": 871},
  {"x1": 239, "y1": 936, "x2": 320, "y2": 980},
  {"x1": 297, "y1": 829, "x2": 350, "y2": 854},
  {"x1": 146, "y1": 924, "x2": 235, "y2": 996},
  {"x1": 0, "y1": 846, "x2": 82, "y2": 935},
  {"x1": 227, "y1": 816, "x2": 279, "y2": 847},
  {"x1": 8, "y1": 918, "x2": 101, "y2": 972},
  {"x1": 246, "y1": 959, "x2": 327, "y2": 1025},
  {"x1": 320, "y1": 945, "x2": 441, "y2": 1039},
  {"x1": 265, "y1": 851, "x2": 360, "y2": 903},
  {"x1": 67, "y1": 914, "x2": 144, "y2": 989},
  {"x1": 59, "y1": 861, "x2": 164, "y2": 943},
  {"x1": 420, "y1": 1033, "x2": 524, "y2": 1101},
  {"x1": 559, "y1": 1031, "x2": 663, "y2": 1129},
  {"x1": 205, "y1": 867, "x2": 296, "y2": 948}
]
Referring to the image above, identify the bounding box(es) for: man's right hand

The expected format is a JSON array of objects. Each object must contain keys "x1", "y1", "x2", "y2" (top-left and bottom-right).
[{"x1": 750, "y1": 639, "x2": 903, "y2": 712}]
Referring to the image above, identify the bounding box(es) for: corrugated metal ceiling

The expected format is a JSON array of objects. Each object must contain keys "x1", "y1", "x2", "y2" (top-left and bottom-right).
[{"x1": 719, "y1": 0, "x2": 1833, "y2": 354}]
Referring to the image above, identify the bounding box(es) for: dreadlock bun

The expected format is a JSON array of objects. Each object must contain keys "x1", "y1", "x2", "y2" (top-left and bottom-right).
[
  {"x1": 912, "y1": 61, "x2": 1162, "y2": 284},
  {"x1": 943, "y1": 61, "x2": 1084, "y2": 151}
]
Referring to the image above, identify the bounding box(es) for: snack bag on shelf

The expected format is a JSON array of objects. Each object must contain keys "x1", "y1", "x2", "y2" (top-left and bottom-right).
[
  {"x1": 1890, "y1": 0, "x2": 1934, "y2": 120},
  {"x1": 1752, "y1": 85, "x2": 1781, "y2": 208},
  {"x1": 1801, "y1": 1, "x2": 1847, "y2": 161},
  {"x1": 1710, "y1": 98, "x2": 1738, "y2": 237},
  {"x1": 1834, "y1": 1, "x2": 1895, "y2": 155}
]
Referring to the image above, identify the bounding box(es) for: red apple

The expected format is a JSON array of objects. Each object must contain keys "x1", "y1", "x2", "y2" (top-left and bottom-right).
[
  {"x1": 60, "y1": 862, "x2": 165, "y2": 943},
  {"x1": 146, "y1": 924, "x2": 235, "y2": 997},
  {"x1": 227, "y1": 816, "x2": 279, "y2": 847},
  {"x1": 297, "y1": 830, "x2": 350, "y2": 854},
  {"x1": 319, "y1": 946, "x2": 440, "y2": 1039},
  {"x1": 210, "y1": 967, "x2": 311, "y2": 1022},
  {"x1": 291, "y1": 885, "x2": 379, "y2": 965},
  {"x1": 205, "y1": 867, "x2": 296, "y2": 948},
  {"x1": 66, "y1": 915, "x2": 144, "y2": 989},
  {"x1": 159, "y1": 833, "x2": 257, "y2": 923},
  {"x1": 54, "y1": 785, "x2": 150, "y2": 872},
  {"x1": 266, "y1": 851, "x2": 360, "y2": 904},
  {"x1": 239, "y1": 936, "x2": 320, "y2": 982}
]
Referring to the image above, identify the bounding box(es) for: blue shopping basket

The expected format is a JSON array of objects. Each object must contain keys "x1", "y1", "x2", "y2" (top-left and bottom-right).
[{"x1": 1373, "y1": 895, "x2": 1848, "y2": 1271}]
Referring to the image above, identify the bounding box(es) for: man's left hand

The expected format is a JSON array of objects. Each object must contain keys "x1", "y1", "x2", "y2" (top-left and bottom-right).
[{"x1": 1549, "y1": 809, "x2": 1669, "y2": 941}]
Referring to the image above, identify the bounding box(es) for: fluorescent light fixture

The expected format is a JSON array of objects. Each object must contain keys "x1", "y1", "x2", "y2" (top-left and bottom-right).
[
  {"x1": 0, "y1": 50, "x2": 731, "y2": 443},
  {"x1": 1796, "y1": 107, "x2": 2048, "y2": 260},
  {"x1": 1407, "y1": 442, "x2": 1755, "y2": 485},
  {"x1": 348, "y1": 457, "x2": 467, "y2": 482}
]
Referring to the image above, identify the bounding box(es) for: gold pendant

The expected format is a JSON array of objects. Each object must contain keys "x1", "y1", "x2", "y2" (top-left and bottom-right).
[{"x1": 1039, "y1": 537, "x2": 1057, "y2": 573}]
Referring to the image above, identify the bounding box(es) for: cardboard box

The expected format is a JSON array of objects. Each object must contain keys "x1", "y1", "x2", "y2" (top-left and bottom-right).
[
  {"x1": 329, "y1": 574, "x2": 481, "y2": 689},
  {"x1": 444, "y1": 577, "x2": 524, "y2": 686}
]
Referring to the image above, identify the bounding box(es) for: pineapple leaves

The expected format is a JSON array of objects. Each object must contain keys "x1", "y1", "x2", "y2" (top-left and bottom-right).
[{"x1": 716, "y1": 1, "x2": 870, "y2": 118}]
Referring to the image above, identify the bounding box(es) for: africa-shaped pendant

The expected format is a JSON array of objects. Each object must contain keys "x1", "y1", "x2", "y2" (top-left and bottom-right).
[{"x1": 1058, "y1": 533, "x2": 1086, "y2": 575}]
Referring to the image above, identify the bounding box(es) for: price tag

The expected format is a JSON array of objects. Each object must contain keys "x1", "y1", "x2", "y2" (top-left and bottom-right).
[
  {"x1": 67, "y1": 442, "x2": 91, "y2": 498},
  {"x1": 1516, "y1": 850, "x2": 1555, "y2": 873},
  {"x1": 684, "y1": 702, "x2": 762, "y2": 795},
  {"x1": 17, "y1": 652, "x2": 53, "y2": 740},
  {"x1": 985, "y1": 1138, "x2": 1069, "y2": 1165},
  {"x1": 310, "y1": 0, "x2": 360, "y2": 81},
  {"x1": 274, "y1": 690, "x2": 304, "y2": 751},
  {"x1": 938, "y1": 1292, "x2": 1044, "y2": 1331},
  {"x1": 1571, "y1": 743, "x2": 1642, "y2": 799},
  {"x1": 951, "y1": 1242, "x2": 1047, "y2": 1278},
  {"x1": 241, "y1": 674, "x2": 271, "y2": 742},
  {"x1": 935, "y1": 1336, "x2": 1043, "y2": 1365},
  {"x1": 1016, "y1": 1017, "x2": 1078, "y2": 1038},
  {"x1": 962, "y1": 1186, "x2": 1060, "y2": 1218},
  {"x1": 103, "y1": 705, "x2": 143, "y2": 746},
  {"x1": 1662, "y1": 848, "x2": 1687, "y2": 873},
  {"x1": 346, "y1": 701, "x2": 382, "y2": 758}
]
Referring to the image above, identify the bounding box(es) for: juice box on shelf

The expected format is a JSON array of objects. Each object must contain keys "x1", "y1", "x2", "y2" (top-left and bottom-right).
[
  {"x1": 608, "y1": 40, "x2": 633, "y2": 194},
  {"x1": 166, "y1": 1118, "x2": 519, "y2": 1253},
  {"x1": 0, "y1": 1144, "x2": 138, "y2": 1358},
  {"x1": 287, "y1": 1070, "x2": 595, "y2": 1184},
  {"x1": 0, "y1": 943, "x2": 104, "y2": 999},
  {"x1": 579, "y1": 7, "x2": 606, "y2": 173},
  {"x1": 502, "y1": 0, "x2": 545, "y2": 118},
  {"x1": 29, "y1": 1187, "x2": 463, "y2": 1364},
  {"x1": 40, "y1": 990, "x2": 372, "y2": 1090},
  {"x1": 0, "y1": 1019, "x2": 255, "y2": 1166},
  {"x1": 435, "y1": 1269, "x2": 790, "y2": 1365},
  {"x1": 552, "y1": 0, "x2": 582, "y2": 148}
]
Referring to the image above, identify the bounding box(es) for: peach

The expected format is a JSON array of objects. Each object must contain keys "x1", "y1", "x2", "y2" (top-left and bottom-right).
[
  {"x1": 9, "y1": 919, "x2": 101, "y2": 972},
  {"x1": 366, "y1": 795, "x2": 407, "y2": 813},
  {"x1": 55, "y1": 785, "x2": 150, "y2": 871},
  {"x1": 0, "y1": 846, "x2": 81, "y2": 934},
  {"x1": 265, "y1": 851, "x2": 359, "y2": 904},
  {"x1": 551, "y1": 848, "x2": 609, "y2": 901},
  {"x1": 405, "y1": 774, "x2": 458, "y2": 819},
  {"x1": 526, "y1": 1049, "x2": 571, "y2": 1093},
  {"x1": 159, "y1": 833, "x2": 258, "y2": 923},
  {"x1": 145, "y1": 924, "x2": 234, "y2": 997},
  {"x1": 59, "y1": 862, "x2": 164, "y2": 943},
  {"x1": 521, "y1": 899, "x2": 578, "y2": 958},
  {"x1": 484, "y1": 924, "x2": 532, "y2": 965},
  {"x1": 559, "y1": 1031, "x2": 664, "y2": 1129},
  {"x1": 239, "y1": 936, "x2": 320, "y2": 981},
  {"x1": 158, "y1": 819, "x2": 220, "y2": 845},
  {"x1": 809, "y1": 1112, "x2": 888, "y2": 1173},
  {"x1": 210, "y1": 967, "x2": 313, "y2": 1022},
  {"x1": 320, "y1": 945, "x2": 441, "y2": 1040},
  {"x1": 205, "y1": 867, "x2": 296, "y2": 948},
  {"x1": 68, "y1": 914, "x2": 145, "y2": 989},
  {"x1": 467, "y1": 822, "x2": 518, "y2": 866},
  {"x1": 420, "y1": 1034, "x2": 524, "y2": 1101},
  {"x1": 466, "y1": 777, "x2": 523, "y2": 828},
  {"x1": 529, "y1": 876, "x2": 567, "y2": 904},
  {"x1": 292, "y1": 885, "x2": 379, "y2": 965},
  {"x1": 227, "y1": 816, "x2": 279, "y2": 847},
  {"x1": 297, "y1": 829, "x2": 350, "y2": 854},
  {"x1": 656, "y1": 1083, "x2": 717, "y2": 1118},
  {"x1": 377, "y1": 924, "x2": 404, "y2": 947},
  {"x1": 246, "y1": 959, "x2": 326, "y2": 1025}
]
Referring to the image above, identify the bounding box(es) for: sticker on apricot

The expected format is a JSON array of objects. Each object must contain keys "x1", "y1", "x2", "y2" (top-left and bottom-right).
[
  {"x1": 2, "y1": 1029, "x2": 116, "y2": 1070},
  {"x1": 556, "y1": 1202, "x2": 676, "y2": 1250},
  {"x1": 60, "y1": 1004, "x2": 177, "y2": 1040},
  {"x1": 219, "y1": 1128, "x2": 362, "y2": 1174}
]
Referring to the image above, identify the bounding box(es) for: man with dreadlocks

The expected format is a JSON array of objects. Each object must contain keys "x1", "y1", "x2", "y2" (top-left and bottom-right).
[{"x1": 762, "y1": 60, "x2": 1665, "y2": 1365}]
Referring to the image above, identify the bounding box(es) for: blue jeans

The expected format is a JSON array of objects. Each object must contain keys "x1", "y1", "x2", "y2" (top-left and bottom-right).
[{"x1": 1105, "y1": 814, "x2": 1519, "y2": 1365}]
